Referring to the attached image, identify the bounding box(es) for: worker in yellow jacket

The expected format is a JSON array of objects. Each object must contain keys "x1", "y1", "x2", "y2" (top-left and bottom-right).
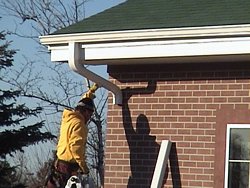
[
  {"x1": 46, "y1": 97, "x2": 95, "y2": 188},
  {"x1": 58, "y1": 97, "x2": 94, "y2": 170}
]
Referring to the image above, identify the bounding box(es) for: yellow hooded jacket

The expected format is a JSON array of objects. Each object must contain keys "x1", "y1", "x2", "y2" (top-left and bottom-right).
[{"x1": 56, "y1": 108, "x2": 89, "y2": 173}]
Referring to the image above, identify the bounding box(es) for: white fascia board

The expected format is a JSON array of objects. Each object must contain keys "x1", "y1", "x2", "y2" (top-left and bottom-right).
[
  {"x1": 83, "y1": 37, "x2": 250, "y2": 60},
  {"x1": 48, "y1": 46, "x2": 69, "y2": 62},
  {"x1": 40, "y1": 24, "x2": 250, "y2": 64}
]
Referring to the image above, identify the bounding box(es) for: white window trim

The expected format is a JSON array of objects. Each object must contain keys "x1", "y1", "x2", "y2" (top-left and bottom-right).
[{"x1": 224, "y1": 124, "x2": 250, "y2": 188}]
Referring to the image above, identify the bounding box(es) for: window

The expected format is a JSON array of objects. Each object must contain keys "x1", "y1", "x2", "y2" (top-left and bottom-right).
[{"x1": 225, "y1": 124, "x2": 250, "y2": 188}]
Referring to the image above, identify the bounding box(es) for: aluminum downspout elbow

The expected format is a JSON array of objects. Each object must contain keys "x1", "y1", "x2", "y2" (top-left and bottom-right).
[{"x1": 68, "y1": 42, "x2": 123, "y2": 105}]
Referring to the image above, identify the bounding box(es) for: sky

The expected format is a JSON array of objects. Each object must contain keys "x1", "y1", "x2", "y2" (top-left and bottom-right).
[
  {"x1": 0, "y1": 0, "x2": 126, "y2": 124},
  {"x1": 0, "y1": 0, "x2": 126, "y2": 113},
  {"x1": 1, "y1": 0, "x2": 125, "y2": 77},
  {"x1": 0, "y1": 0, "x2": 126, "y2": 172}
]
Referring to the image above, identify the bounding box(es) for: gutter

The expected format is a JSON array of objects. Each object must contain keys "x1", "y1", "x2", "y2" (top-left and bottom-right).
[
  {"x1": 68, "y1": 42, "x2": 122, "y2": 105},
  {"x1": 40, "y1": 24, "x2": 250, "y2": 106},
  {"x1": 40, "y1": 24, "x2": 250, "y2": 45}
]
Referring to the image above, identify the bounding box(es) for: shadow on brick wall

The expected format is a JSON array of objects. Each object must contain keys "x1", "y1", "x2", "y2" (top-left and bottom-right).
[
  {"x1": 169, "y1": 143, "x2": 182, "y2": 187},
  {"x1": 121, "y1": 81, "x2": 181, "y2": 187},
  {"x1": 121, "y1": 81, "x2": 172, "y2": 187}
]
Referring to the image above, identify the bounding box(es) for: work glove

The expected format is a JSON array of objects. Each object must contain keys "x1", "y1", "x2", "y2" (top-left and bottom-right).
[{"x1": 81, "y1": 83, "x2": 99, "y2": 100}]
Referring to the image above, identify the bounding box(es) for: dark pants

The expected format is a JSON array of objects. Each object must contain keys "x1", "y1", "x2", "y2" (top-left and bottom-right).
[{"x1": 45, "y1": 160, "x2": 79, "y2": 188}]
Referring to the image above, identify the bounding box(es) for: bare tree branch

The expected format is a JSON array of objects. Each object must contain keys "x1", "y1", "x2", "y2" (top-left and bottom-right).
[{"x1": 0, "y1": 1, "x2": 108, "y2": 186}]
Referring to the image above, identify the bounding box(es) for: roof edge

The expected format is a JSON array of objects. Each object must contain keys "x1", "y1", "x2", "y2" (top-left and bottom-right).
[{"x1": 40, "y1": 24, "x2": 250, "y2": 45}]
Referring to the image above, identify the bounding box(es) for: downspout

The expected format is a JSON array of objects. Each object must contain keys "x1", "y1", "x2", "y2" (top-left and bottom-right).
[{"x1": 68, "y1": 42, "x2": 123, "y2": 105}]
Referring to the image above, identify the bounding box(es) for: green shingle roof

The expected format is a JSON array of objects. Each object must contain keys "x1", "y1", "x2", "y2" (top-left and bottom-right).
[{"x1": 53, "y1": 0, "x2": 250, "y2": 35}]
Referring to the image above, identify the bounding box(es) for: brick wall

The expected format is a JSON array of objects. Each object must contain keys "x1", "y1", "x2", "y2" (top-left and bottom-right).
[{"x1": 104, "y1": 62, "x2": 250, "y2": 188}]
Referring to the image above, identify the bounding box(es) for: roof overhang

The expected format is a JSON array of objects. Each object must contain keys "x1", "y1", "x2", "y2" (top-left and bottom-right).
[
  {"x1": 40, "y1": 24, "x2": 250, "y2": 105},
  {"x1": 40, "y1": 24, "x2": 250, "y2": 64}
]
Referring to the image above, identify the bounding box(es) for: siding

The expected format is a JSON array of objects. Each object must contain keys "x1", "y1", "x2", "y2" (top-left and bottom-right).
[{"x1": 105, "y1": 62, "x2": 250, "y2": 188}]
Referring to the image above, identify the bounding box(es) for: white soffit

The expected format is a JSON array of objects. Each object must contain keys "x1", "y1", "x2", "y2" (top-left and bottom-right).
[{"x1": 40, "y1": 24, "x2": 250, "y2": 64}]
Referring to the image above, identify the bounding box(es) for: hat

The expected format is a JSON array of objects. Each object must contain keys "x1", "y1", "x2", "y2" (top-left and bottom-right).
[{"x1": 76, "y1": 98, "x2": 94, "y2": 111}]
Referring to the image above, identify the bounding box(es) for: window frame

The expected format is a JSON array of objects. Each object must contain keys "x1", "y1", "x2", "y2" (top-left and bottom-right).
[{"x1": 224, "y1": 124, "x2": 250, "y2": 188}]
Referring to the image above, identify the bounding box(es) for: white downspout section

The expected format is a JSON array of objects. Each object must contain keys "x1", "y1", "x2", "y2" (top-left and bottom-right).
[
  {"x1": 151, "y1": 140, "x2": 172, "y2": 188},
  {"x1": 68, "y1": 42, "x2": 123, "y2": 105}
]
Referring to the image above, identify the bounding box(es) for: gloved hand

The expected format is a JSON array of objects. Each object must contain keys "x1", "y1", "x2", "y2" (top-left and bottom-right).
[{"x1": 81, "y1": 83, "x2": 99, "y2": 100}]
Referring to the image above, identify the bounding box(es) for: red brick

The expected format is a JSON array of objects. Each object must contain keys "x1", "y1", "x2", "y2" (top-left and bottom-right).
[{"x1": 105, "y1": 64, "x2": 250, "y2": 187}]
